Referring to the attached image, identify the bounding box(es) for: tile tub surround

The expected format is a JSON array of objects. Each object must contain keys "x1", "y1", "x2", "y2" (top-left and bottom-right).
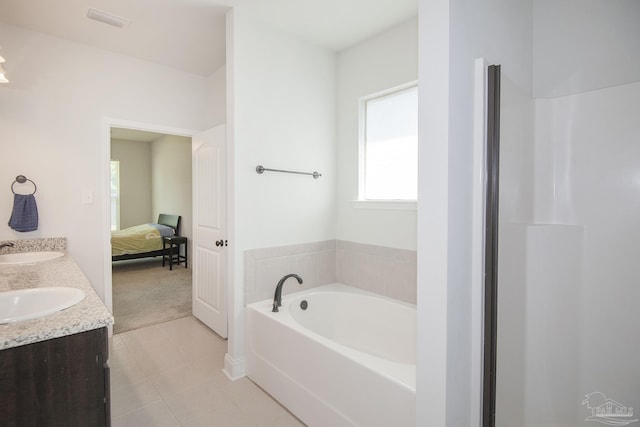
[
  {"x1": 244, "y1": 240, "x2": 417, "y2": 305},
  {"x1": 336, "y1": 240, "x2": 417, "y2": 304},
  {"x1": 0, "y1": 252, "x2": 113, "y2": 350},
  {"x1": 245, "y1": 240, "x2": 336, "y2": 305},
  {"x1": 0, "y1": 237, "x2": 67, "y2": 253}
]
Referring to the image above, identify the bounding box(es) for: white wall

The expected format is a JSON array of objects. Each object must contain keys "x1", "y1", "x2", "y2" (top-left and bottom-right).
[
  {"x1": 0, "y1": 23, "x2": 210, "y2": 300},
  {"x1": 416, "y1": 2, "x2": 450, "y2": 424},
  {"x1": 336, "y1": 17, "x2": 418, "y2": 251},
  {"x1": 205, "y1": 66, "x2": 227, "y2": 128},
  {"x1": 110, "y1": 135, "x2": 192, "y2": 242},
  {"x1": 151, "y1": 135, "x2": 192, "y2": 244},
  {"x1": 417, "y1": 0, "x2": 533, "y2": 424},
  {"x1": 226, "y1": 8, "x2": 337, "y2": 375},
  {"x1": 111, "y1": 139, "x2": 152, "y2": 229},
  {"x1": 533, "y1": 0, "x2": 640, "y2": 98}
]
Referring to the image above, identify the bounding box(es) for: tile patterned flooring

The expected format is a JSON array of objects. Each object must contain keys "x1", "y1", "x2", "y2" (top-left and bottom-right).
[{"x1": 110, "y1": 316, "x2": 305, "y2": 427}]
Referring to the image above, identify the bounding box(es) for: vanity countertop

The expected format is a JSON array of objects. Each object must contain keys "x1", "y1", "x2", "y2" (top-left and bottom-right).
[{"x1": 0, "y1": 253, "x2": 113, "y2": 350}]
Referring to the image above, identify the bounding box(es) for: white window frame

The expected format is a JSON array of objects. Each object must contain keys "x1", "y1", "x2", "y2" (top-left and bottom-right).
[
  {"x1": 356, "y1": 81, "x2": 418, "y2": 210},
  {"x1": 110, "y1": 160, "x2": 121, "y2": 231}
]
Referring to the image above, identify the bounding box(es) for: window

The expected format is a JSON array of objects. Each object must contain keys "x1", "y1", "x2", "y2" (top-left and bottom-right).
[
  {"x1": 110, "y1": 160, "x2": 120, "y2": 231},
  {"x1": 360, "y1": 83, "x2": 418, "y2": 201}
]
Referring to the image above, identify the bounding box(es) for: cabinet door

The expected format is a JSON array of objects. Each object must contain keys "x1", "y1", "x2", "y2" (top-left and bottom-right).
[{"x1": 0, "y1": 327, "x2": 109, "y2": 427}]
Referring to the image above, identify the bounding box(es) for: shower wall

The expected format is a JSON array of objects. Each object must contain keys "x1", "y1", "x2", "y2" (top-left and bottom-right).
[
  {"x1": 533, "y1": 0, "x2": 640, "y2": 98},
  {"x1": 530, "y1": 81, "x2": 640, "y2": 424},
  {"x1": 495, "y1": 2, "x2": 640, "y2": 425},
  {"x1": 499, "y1": 82, "x2": 640, "y2": 427},
  {"x1": 495, "y1": 75, "x2": 536, "y2": 427}
]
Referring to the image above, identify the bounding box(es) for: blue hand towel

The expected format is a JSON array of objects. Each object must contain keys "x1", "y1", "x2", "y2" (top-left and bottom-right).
[{"x1": 8, "y1": 193, "x2": 39, "y2": 232}]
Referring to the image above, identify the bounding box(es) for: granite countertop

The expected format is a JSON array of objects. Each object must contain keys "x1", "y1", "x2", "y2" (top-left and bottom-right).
[{"x1": 0, "y1": 251, "x2": 114, "y2": 350}]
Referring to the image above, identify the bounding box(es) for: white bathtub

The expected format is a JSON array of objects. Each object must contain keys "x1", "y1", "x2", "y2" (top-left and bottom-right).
[{"x1": 246, "y1": 283, "x2": 416, "y2": 427}]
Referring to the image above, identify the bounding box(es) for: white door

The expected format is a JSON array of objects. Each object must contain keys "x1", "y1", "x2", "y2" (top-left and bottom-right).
[{"x1": 192, "y1": 125, "x2": 227, "y2": 338}]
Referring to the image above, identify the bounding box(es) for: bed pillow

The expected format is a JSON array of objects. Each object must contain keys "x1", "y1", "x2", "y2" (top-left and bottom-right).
[{"x1": 153, "y1": 224, "x2": 176, "y2": 237}]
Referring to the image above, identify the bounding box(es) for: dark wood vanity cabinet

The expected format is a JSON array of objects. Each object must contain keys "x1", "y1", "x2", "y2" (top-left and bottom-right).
[{"x1": 0, "y1": 327, "x2": 110, "y2": 427}]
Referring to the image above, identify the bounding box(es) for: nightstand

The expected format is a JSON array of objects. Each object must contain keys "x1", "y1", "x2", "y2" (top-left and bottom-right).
[{"x1": 162, "y1": 235, "x2": 188, "y2": 270}]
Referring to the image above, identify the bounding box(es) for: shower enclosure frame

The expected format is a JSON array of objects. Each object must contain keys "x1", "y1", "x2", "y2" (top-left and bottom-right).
[{"x1": 482, "y1": 64, "x2": 501, "y2": 427}]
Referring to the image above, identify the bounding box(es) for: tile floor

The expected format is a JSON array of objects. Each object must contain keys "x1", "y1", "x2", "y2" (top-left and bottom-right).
[{"x1": 110, "y1": 316, "x2": 305, "y2": 427}]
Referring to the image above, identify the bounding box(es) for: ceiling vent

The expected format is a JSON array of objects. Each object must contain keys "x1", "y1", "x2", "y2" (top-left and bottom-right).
[{"x1": 86, "y1": 8, "x2": 130, "y2": 29}]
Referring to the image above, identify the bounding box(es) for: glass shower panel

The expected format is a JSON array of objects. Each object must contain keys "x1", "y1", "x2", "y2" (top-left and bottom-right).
[{"x1": 495, "y1": 49, "x2": 640, "y2": 427}]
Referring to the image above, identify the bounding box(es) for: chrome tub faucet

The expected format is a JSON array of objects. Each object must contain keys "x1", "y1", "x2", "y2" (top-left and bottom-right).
[{"x1": 272, "y1": 273, "x2": 303, "y2": 312}]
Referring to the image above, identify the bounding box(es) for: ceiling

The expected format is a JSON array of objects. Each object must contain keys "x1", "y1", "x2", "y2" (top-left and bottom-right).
[{"x1": 0, "y1": 0, "x2": 417, "y2": 76}]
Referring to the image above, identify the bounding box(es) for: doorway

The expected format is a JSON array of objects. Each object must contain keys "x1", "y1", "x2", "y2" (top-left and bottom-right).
[
  {"x1": 109, "y1": 126, "x2": 193, "y2": 333},
  {"x1": 102, "y1": 119, "x2": 229, "y2": 339}
]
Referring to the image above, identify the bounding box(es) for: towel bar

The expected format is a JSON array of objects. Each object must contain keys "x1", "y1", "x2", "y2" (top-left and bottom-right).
[
  {"x1": 256, "y1": 165, "x2": 321, "y2": 179},
  {"x1": 11, "y1": 175, "x2": 37, "y2": 195}
]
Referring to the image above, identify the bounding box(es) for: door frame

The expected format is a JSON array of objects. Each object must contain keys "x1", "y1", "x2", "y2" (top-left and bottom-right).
[{"x1": 101, "y1": 118, "x2": 230, "y2": 326}]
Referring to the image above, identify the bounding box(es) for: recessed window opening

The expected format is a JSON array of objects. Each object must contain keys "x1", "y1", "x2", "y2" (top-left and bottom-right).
[{"x1": 360, "y1": 83, "x2": 418, "y2": 201}]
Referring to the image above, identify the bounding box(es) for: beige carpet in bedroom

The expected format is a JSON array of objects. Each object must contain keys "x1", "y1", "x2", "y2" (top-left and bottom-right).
[{"x1": 112, "y1": 258, "x2": 192, "y2": 334}]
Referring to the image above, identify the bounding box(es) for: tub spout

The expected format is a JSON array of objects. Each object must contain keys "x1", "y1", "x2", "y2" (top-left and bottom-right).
[{"x1": 272, "y1": 273, "x2": 303, "y2": 312}]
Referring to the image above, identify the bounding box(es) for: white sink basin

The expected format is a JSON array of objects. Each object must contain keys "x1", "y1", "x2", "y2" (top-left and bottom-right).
[
  {"x1": 0, "y1": 287, "x2": 85, "y2": 324},
  {"x1": 0, "y1": 251, "x2": 64, "y2": 265}
]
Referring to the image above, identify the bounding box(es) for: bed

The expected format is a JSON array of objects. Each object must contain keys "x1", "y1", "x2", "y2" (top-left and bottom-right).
[{"x1": 111, "y1": 214, "x2": 181, "y2": 262}]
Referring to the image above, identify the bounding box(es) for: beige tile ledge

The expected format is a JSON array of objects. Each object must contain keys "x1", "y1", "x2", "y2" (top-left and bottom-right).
[{"x1": 0, "y1": 251, "x2": 113, "y2": 351}]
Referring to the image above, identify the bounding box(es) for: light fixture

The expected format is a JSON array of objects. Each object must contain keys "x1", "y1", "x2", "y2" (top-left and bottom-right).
[
  {"x1": 0, "y1": 55, "x2": 5, "y2": 63},
  {"x1": 86, "y1": 7, "x2": 130, "y2": 29}
]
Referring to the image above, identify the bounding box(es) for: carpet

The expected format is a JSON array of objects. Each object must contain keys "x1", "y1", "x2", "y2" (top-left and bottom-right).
[{"x1": 112, "y1": 258, "x2": 192, "y2": 334}]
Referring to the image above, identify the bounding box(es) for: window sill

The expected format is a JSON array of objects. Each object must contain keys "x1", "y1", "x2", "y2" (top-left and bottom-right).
[{"x1": 350, "y1": 200, "x2": 417, "y2": 211}]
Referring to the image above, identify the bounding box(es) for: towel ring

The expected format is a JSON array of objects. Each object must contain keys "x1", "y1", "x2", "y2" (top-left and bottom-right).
[{"x1": 11, "y1": 175, "x2": 37, "y2": 195}]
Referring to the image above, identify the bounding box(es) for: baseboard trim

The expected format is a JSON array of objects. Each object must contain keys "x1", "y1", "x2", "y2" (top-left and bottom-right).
[{"x1": 223, "y1": 353, "x2": 246, "y2": 380}]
